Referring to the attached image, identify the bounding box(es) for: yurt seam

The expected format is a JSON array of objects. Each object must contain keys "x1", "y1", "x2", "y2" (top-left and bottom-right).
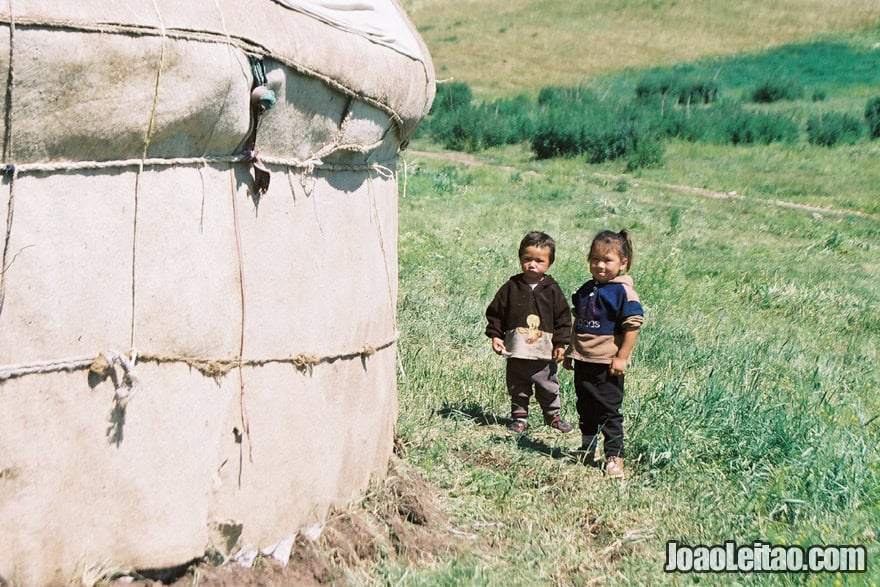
[
  {"x1": 367, "y1": 173, "x2": 397, "y2": 332},
  {"x1": 202, "y1": 0, "x2": 240, "y2": 157},
  {"x1": 0, "y1": 333, "x2": 399, "y2": 383}
]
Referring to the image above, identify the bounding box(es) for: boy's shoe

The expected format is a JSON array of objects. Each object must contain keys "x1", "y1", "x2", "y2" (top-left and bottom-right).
[
  {"x1": 545, "y1": 415, "x2": 573, "y2": 433},
  {"x1": 507, "y1": 419, "x2": 529, "y2": 433},
  {"x1": 605, "y1": 456, "x2": 625, "y2": 479}
]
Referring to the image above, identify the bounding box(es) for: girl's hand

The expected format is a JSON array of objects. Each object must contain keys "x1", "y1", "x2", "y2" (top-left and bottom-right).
[
  {"x1": 491, "y1": 337, "x2": 507, "y2": 355},
  {"x1": 609, "y1": 356, "x2": 628, "y2": 376}
]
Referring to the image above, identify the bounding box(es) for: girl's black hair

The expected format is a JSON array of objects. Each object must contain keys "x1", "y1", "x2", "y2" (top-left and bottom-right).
[
  {"x1": 519, "y1": 231, "x2": 556, "y2": 264},
  {"x1": 590, "y1": 229, "x2": 634, "y2": 270}
]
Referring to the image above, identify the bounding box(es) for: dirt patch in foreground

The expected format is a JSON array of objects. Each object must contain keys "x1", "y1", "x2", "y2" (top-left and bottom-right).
[{"x1": 107, "y1": 456, "x2": 458, "y2": 586}]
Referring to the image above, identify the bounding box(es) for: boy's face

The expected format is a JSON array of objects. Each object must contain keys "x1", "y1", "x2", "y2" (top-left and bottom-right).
[{"x1": 520, "y1": 245, "x2": 552, "y2": 283}]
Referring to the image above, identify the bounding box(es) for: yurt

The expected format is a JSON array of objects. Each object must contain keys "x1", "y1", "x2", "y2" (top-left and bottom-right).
[{"x1": 0, "y1": 1, "x2": 434, "y2": 584}]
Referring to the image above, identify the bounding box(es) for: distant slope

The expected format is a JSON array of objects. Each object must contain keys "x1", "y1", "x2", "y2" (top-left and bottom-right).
[{"x1": 404, "y1": 0, "x2": 880, "y2": 96}]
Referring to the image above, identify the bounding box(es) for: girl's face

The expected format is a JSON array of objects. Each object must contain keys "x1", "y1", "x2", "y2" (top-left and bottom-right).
[{"x1": 589, "y1": 244, "x2": 627, "y2": 283}]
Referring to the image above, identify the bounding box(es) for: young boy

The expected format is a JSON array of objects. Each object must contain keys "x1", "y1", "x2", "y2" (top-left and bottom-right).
[{"x1": 485, "y1": 231, "x2": 573, "y2": 433}]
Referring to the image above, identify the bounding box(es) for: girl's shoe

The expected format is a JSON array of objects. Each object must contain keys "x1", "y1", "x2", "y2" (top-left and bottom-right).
[
  {"x1": 507, "y1": 419, "x2": 529, "y2": 433},
  {"x1": 605, "y1": 456, "x2": 625, "y2": 479}
]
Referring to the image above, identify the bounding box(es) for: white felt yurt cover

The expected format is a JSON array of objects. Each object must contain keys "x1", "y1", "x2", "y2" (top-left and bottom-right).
[{"x1": 0, "y1": 1, "x2": 434, "y2": 585}]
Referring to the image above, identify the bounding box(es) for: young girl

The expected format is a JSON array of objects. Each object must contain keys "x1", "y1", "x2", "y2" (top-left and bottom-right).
[{"x1": 564, "y1": 230, "x2": 644, "y2": 479}]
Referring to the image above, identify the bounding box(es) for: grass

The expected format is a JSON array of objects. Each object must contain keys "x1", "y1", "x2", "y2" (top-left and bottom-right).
[
  {"x1": 391, "y1": 150, "x2": 879, "y2": 584},
  {"x1": 375, "y1": 2, "x2": 880, "y2": 584}
]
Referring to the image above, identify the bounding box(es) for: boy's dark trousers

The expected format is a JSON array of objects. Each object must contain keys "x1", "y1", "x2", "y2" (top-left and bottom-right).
[
  {"x1": 573, "y1": 360, "x2": 624, "y2": 458},
  {"x1": 506, "y1": 358, "x2": 562, "y2": 420}
]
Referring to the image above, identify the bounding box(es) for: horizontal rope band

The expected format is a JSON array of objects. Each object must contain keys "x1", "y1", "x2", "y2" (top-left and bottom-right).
[
  {"x1": 0, "y1": 333, "x2": 398, "y2": 383},
  {"x1": 3, "y1": 156, "x2": 396, "y2": 176}
]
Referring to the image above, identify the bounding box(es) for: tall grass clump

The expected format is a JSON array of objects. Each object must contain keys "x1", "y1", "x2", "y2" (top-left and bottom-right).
[
  {"x1": 717, "y1": 106, "x2": 800, "y2": 145},
  {"x1": 531, "y1": 94, "x2": 664, "y2": 168},
  {"x1": 429, "y1": 81, "x2": 473, "y2": 115},
  {"x1": 750, "y1": 78, "x2": 805, "y2": 102},
  {"x1": 865, "y1": 96, "x2": 880, "y2": 139},
  {"x1": 635, "y1": 72, "x2": 719, "y2": 105},
  {"x1": 806, "y1": 111, "x2": 863, "y2": 146},
  {"x1": 424, "y1": 82, "x2": 536, "y2": 152},
  {"x1": 634, "y1": 98, "x2": 798, "y2": 146}
]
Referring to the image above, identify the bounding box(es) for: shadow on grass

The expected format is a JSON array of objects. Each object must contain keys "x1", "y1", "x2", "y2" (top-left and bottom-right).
[
  {"x1": 437, "y1": 403, "x2": 502, "y2": 426},
  {"x1": 513, "y1": 435, "x2": 569, "y2": 460},
  {"x1": 439, "y1": 403, "x2": 579, "y2": 462}
]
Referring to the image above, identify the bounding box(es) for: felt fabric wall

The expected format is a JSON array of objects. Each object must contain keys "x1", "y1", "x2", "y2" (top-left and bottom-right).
[{"x1": 0, "y1": 1, "x2": 433, "y2": 584}]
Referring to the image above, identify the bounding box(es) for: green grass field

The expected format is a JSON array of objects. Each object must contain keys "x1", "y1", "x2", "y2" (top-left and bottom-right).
[{"x1": 384, "y1": 3, "x2": 880, "y2": 585}]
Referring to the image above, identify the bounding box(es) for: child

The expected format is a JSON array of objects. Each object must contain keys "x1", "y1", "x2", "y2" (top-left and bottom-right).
[
  {"x1": 486, "y1": 231, "x2": 574, "y2": 434},
  {"x1": 564, "y1": 230, "x2": 644, "y2": 479}
]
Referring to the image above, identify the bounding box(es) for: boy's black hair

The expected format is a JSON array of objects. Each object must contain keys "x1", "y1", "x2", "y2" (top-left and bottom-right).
[
  {"x1": 590, "y1": 229, "x2": 634, "y2": 270},
  {"x1": 519, "y1": 231, "x2": 556, "y2": 264}
]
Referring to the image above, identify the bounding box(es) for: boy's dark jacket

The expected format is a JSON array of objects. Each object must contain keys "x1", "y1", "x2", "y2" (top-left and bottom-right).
[{"x1": 485, "y1": 274, "x2": 571, "y2": 346}]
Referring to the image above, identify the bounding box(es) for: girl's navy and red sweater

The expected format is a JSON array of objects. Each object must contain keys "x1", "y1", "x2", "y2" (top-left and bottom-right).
[{"x1": 567, "y1": 274, "x2": 644, "y2": 364}]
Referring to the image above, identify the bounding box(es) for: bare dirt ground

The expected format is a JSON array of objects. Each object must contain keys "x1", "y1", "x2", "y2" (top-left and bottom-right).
[{"x1": 106, "y1": 455, "x2": 460, "y2": 586}]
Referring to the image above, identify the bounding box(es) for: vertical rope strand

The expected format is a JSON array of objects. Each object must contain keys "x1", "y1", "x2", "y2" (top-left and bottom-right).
[
  {"x1": 130, "y1": 163, "x2": 142, "y2": 347},
  {"x1": 0, "y1": 0, "x2": 15, "y2": 316},
  {"x1": 143, "y1": 0, "x2": 166, "y2": 160},
  {"x1": 2, "y1": 0, "x2": 13, "y2": 163},
  {"x1": 130, "y1": 1, "x2": 167, "y2": 348},
  {"x1": 229, "y1": 166, "x2": 252, "y2": 478}
]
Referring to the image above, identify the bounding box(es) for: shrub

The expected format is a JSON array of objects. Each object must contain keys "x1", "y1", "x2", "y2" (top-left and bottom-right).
[
  {"x1": 751, "y1": 78, "x2": 804, "y2": 103},
  {"x1": 635, "y1": 73, "x2": 678, "y2": 101},
  {"x1": 531, "y1": 100, "x2": 663, "y2": 168},
  {"x1": 865, "y1": 96, "x2": 880, "y2": 139},
  {"x1": 429, "y1": 81, "x2": 473, "y2": 114},
  {"x1": 636, "y1": 74, "x2": 718, "y2": 105},
  {"x1": 723, "y1": 109, "x2": 800, "y2": 145},
  {"x1": 426, "y1": 95, "x2": 537, "y2": 152},
  {"x1": 676, "y1": 80, "x2": 719, "y2": 105},
  {"x1": 625, "y1": 132, "x2": 665, "y2": 171},
  {"x1": 536, "y1": 86, "x2": 598, "y2": 108},
  {"x1": 806, "y1": 112, "x2": 863, "y2": 147},
  {"x1": 531, "y1": 106, "x2": 587, "y2": 159}
]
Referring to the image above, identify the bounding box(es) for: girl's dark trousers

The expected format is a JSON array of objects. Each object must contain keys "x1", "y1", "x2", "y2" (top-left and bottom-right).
[{"x1": 573, "y1": 360, "x2": 625, "y2": 458}]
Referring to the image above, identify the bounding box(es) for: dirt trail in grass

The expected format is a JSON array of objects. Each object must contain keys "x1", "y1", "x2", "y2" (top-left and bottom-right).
[{"x1": 407, "y1": 149, "x2": 874, "y2": 219}]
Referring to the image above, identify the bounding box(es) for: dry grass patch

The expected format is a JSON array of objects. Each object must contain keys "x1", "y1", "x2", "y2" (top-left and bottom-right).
[{"x1": 405, "y1": 0, "x2": 880, "y2": 95}]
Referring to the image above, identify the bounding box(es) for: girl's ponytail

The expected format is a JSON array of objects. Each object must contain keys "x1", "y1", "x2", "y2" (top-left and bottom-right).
[{"x1": 618, "y1": 229, "x2": 634, "y2": 270}]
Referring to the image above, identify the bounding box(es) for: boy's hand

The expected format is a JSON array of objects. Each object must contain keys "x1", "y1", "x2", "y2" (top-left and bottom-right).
[
  {"x1": 553, "y1": 347, "x2": 566, "y2": 363},
  {"x1": 491, "y1": 337, "x2": 507, "y2": 355},
  {"x1": 562, "y1": 357, "x2": 573, "y2": 371},
  {"x1": 609, "y1": 356, "x2": 628, "y2": 376}
]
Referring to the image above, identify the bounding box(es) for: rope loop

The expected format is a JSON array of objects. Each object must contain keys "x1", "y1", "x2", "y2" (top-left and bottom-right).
[{"x1": 89, "y1": 349, "x2": 141, "y2": 407}]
